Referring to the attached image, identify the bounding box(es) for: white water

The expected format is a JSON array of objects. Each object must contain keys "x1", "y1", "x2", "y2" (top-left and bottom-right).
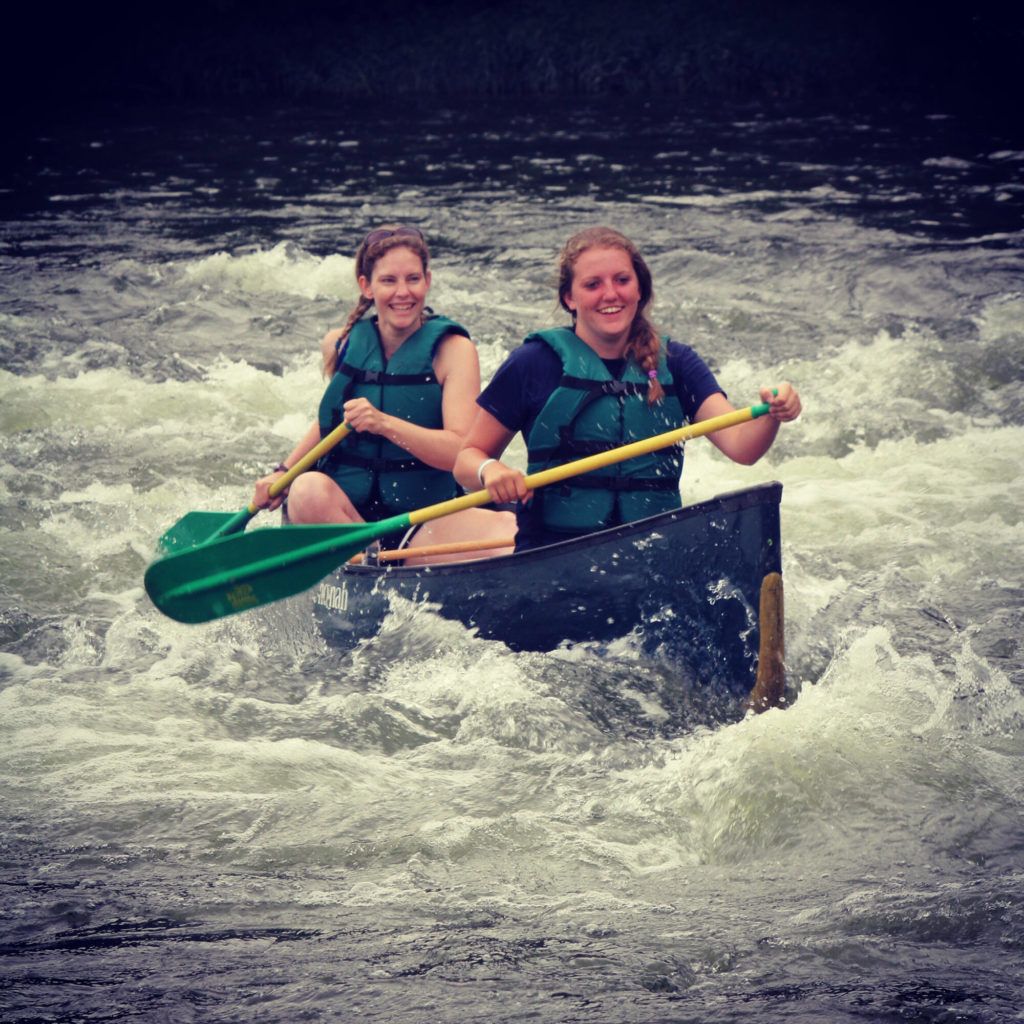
[{"x1": 2, "y1": 101, "x2": 1023, "y2": 1022}]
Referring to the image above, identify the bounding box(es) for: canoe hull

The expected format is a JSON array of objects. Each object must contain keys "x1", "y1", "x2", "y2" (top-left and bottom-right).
[{"x1": 313, "y1": 482, "x2": 783, "y2": 700}]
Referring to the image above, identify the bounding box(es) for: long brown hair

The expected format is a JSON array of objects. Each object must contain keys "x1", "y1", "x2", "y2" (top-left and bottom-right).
[
  {"x1": 556, "y1": 226, "x2": 664, "y2": 403},
  {"x1": 322, "y1": 226, "x2": 432, "y2": 377}
]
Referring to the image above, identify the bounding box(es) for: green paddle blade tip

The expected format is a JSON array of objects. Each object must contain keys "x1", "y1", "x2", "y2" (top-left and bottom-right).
[{"x1": 158, "y1": 509, "x2": 254, "y2": 552}]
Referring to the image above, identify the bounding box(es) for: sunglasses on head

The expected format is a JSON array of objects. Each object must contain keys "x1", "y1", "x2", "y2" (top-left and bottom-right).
[{"x1": 362, "y1": 226, "x2": 425, "y2": 248}]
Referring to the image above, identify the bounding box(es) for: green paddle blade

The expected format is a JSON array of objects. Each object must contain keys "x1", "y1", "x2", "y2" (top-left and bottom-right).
[
  {"x1": 145, "y1": 515, "x2": 410, "y2": 624},
  {"x1": 156, "y1": 422, "x2": 353, "y2": 554},
  {"x1": 158, "y1": 508, "x2": 256, "y2": 552}
]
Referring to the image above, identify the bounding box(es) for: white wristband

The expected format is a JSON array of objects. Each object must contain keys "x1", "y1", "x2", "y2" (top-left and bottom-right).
[{"x1": 477, "y1": 458, "x2": 498, "y2": 486}]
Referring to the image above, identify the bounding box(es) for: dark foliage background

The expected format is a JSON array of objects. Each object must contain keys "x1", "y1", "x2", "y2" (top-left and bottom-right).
[{"x1": 5, "y1": 0, "x2": 1022, "y2": 120}]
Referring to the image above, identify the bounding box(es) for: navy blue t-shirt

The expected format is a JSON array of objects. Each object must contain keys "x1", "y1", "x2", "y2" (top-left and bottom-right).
[{"x1": 477, "y1": 336, "x2": 725, "y2": 548}]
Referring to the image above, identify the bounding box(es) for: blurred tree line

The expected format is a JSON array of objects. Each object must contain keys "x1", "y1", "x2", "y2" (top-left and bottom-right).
[{"x1": 6, "y1": 0, "x2": 1022, "y2": 118}]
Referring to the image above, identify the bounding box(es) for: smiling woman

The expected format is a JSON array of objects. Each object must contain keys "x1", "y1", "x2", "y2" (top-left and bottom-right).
[
  {"x1": 454, "y1": 225, "x2": 801, "y2": 550},
  {"x1": 249, "y1": 225, "x2": 515, "y2": 563}
]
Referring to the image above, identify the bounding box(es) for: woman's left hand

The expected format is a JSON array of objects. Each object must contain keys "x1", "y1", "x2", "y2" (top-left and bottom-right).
[{"x1": 760, "y1": 382, "x2": 802, "y2": 422}]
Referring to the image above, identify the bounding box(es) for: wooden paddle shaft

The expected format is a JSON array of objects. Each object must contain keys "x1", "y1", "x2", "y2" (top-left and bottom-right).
[
  {"x1": 745, "y1": 571, "x2": 786, "y2": 713},
  {"x1": 350, "y1": 536, "x2": 516, "y2": 564}
]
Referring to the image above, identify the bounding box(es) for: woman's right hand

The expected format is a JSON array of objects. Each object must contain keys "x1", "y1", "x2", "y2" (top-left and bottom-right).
[
  {"x1": 252, "y1": 469, "x2": 288, "y2": 511},
  {"x1": 479, "y1": 460, "x2": 533, "y2": 505}
]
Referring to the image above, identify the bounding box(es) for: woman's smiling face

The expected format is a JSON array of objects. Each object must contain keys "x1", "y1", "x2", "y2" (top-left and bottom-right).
[
  {"x1": 359, "y1": 245, "x2": 431, "y2": 337},
  {"x1": 562, "y1": 246, "x2": 641, "y2": 354}
]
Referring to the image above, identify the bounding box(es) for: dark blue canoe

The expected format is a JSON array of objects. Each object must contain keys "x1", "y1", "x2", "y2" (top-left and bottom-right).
[{"x1": 312, "y1": 482, "x2": 785, "y2": 705}]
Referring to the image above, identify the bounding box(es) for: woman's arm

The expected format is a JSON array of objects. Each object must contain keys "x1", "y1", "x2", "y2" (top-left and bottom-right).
[
  {"x1": 454, "y1": 407, "x2": 533, "y2": 505},
  {"x1": 343, "y1": 331, "x2": 480, "y2": 472},
  {"x1": 252, "y1": 420, "x2": 324, "y2": 509},
  {"x1": 702, "y1": 382, "x2": 801, "y2": 465}
]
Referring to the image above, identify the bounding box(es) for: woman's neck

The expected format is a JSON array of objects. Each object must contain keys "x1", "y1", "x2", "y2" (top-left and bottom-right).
[
  {"x1": 377, "y1": 317, "x2": 421, "y2": 359},
  {"x1": 575, "y1": 324, "x2": 629, "y2": 361}
]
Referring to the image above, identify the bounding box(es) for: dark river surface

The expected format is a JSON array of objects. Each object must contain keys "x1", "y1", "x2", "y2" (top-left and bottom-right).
[{"x1": 2, "y1": 98, "x2": 1023, "y2": 1022}]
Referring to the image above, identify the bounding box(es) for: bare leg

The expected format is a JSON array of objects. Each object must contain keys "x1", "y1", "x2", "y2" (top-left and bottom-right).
[
  {"x1": 285, "y1": 472, "x2": 363, "y2": 525},
  {"x1": 402, "y1": 508, "x2": 517, "y2": 565}
]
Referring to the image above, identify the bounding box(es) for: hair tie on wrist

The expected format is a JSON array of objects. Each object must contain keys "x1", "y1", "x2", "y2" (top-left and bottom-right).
[
  {"x1": 477, "y1": 458, "x2": 498, "y2": 486},
  {"x1": 273, "y1": 463, "x2": 289, "y2": 474}
]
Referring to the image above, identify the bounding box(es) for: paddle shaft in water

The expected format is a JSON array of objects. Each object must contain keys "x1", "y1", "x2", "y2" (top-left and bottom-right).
[{"x1": 145, "y1": 401, "x2": 771, "y2": 623}]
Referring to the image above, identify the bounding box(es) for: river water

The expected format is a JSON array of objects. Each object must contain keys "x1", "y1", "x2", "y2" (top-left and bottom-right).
[{"x1": 2, "y1": 99, "x2": 1023, "y2": 1022}]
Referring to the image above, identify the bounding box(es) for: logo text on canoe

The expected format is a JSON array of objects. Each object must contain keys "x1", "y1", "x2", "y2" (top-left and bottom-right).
[{"x1": 316, "y1": 583, "x2": 349, "y2": 611}]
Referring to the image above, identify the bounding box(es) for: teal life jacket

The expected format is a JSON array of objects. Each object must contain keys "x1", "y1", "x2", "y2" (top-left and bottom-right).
[
  {"x1": 317, "y1": 314, "x2": 466, "y2": 515},
  {"x1": 524, "y1": 328, "x2": 687, "y2": 534}
]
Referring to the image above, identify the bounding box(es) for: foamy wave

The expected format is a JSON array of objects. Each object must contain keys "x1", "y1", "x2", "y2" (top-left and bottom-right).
[
  {"x1": 638, "y1": 184, "x2": 857, "y2": 208},
  {"x1": 184, "y1": 242, "x2": 357, "y2": 301},
  {"x1": 922, "y1": 156, "x2": 973, "y2": 169},
  {"x1": 976, "y1": 292, "x2": 1024, "y2": 337}
]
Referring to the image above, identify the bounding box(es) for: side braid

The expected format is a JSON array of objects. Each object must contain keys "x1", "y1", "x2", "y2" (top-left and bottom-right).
[
  {"x1": 627, "y1": 324, "x2": 665, "y2": 404},
  {"x1": 322, "y1": 296, "x2": 373, "y2": 377}
]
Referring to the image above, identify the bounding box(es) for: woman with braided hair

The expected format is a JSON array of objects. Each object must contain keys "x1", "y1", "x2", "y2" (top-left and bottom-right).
[
  {"x1": 252, "y1": 225, "x2": 515, "y2": 563},
  {"x1": 454, "y1": 226, "x2": 801, "y2": 551}
]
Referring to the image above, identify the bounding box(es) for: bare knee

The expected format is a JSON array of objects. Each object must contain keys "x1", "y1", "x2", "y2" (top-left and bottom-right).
[{"x1": 286, "y1": 473, "x2": 360, "y2": 524}]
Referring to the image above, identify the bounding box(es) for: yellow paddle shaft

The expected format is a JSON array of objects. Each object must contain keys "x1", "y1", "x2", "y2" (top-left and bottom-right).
[
  {"x1": 406, "y1": 402, "x2": 769, "y2": 528},
  {"x1": 245, "y1": 422, "x2": 352, "y2": 514}
]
